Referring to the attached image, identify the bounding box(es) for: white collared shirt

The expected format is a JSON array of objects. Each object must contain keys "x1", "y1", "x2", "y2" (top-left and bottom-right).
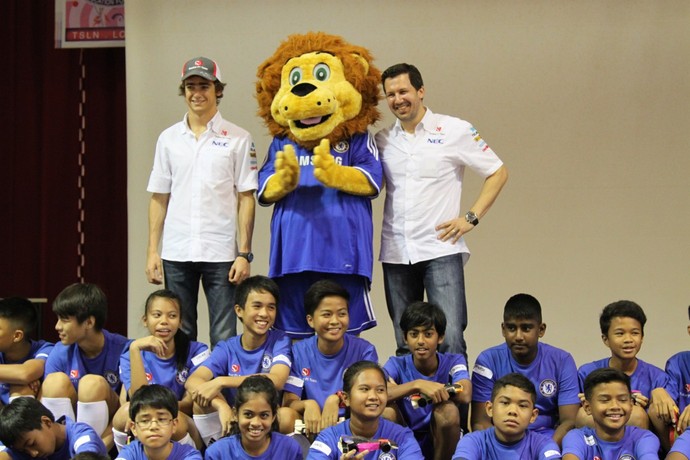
[
  {"x1": 375, "y1": 109, "x2": 503, "y2": 264},
  {"x1": 147, "y1": 111, "x2": 258, "y2": 262}
]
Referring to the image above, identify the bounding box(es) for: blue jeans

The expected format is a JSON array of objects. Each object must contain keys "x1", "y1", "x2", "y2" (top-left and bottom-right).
[
  {"x1": 383, "y1": 253, "x2": 467, "y2": 356},
  {"x1": 162, "y1": 260, "x2": 237, "y2": 347}
]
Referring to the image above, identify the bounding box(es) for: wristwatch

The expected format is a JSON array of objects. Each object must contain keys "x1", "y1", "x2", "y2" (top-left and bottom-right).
[
  {"x1": 465, "y1": 211, "x2": 479, "y2": 226},
  {"x1": 237, "y1": 252, "x2": 254, "y2": 263}
]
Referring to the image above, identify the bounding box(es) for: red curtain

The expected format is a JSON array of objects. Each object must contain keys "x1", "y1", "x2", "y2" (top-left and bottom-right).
[{"x1": 0, "y1": 1, "x2": 128, "y2": 341}]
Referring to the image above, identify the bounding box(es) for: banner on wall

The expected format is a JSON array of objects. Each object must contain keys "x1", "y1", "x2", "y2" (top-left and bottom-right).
[{"x1": 55, "y1": 0, "x2": 125, "y2": 48}]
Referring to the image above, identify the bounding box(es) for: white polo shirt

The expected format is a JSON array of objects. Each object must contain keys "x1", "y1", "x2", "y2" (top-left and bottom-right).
[
  {"x1": 147, "y1": 111, "x2": 258, "y2": 262},
  {"x1": 375, "y1": 109, "x2": 503, "y2": 265}
]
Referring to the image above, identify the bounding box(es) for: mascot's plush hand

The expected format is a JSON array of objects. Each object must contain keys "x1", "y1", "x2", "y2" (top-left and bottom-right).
[
  {"x1": 313, "y1": 139, "x2": 376, "y2": 196},
  {"x1": 262, "y1": 145, "x2": 300, "y2": 203}
]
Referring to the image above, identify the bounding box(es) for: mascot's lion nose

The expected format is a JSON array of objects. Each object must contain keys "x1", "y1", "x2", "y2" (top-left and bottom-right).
[{"x1": 291, "y1": 83, "x2": 317, "y2": 97}]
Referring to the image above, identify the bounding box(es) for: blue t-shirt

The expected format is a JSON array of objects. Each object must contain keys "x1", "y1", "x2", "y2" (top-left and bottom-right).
[
  {"x1": 257, "y1": 132, "x2": 383, "y2": 280},
  {"x1": 0, "y1": 339, "x2": 54, "y2": 404},
  {"x1": 205, "y1": 433, "x2": 303, "y2": 460},
  {"x1": 44, "y1": 330, "x2": 131, "y2": 392},
  {"x1": 669, "y1": 428, "x2": 690, "y2": 456},
  {"x1": 201, "y1": 329, "x2": 292, "y2": 404},
  {"x1": 472, "y1": 342, "x2": 580, "y2": 435},
  {"x1": 578, "y1": 357, "x2": 675, "y2": 400},
  {"x1": 561, "y1": 426, "x2": 659, "y2": 460},
  {"x1": 114, "y1": 440, "x2": 201, "y2": 460},
  {"x1": 453, "y1": 427, "x2": 561, "y2": 460},
  {"x1": 285, "y1": 335, "x2": 378, "y2": 417},
  {"x1": 119, "y1": 340, "x2": 209, "y2": 399},
  {"x1": 666, "y1": 351, "x2": 690, "y2": 412},
  {"x1": 383, "y1": 352, "x2": 469, "y2": 432},
  {"x1": 2, "y1": 417, "x2": 106, "y2": 460},
  {"x1": 307, "y1": 418, "x2": 422, "y2": 459}
]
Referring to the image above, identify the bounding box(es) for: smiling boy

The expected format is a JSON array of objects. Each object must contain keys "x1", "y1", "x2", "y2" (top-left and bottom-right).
[
  {"x1": 283, "y1": 280, "x2": 378, "y2": 436},
  {"x1": 562, "y1": 367, "x2": 659, "y2": 460},
  {"x1": 471, "y1": 294, "x2": 580, "y2": 445},
  {"x1": 383, "y1": 301, "x2": 471, "y2": 460},
  {"x1": 184, "y1": 276, "x2": 292, "y2": 446},
  {"x1": 454, "y1": 373, "x2": 561, "y2": 459}
]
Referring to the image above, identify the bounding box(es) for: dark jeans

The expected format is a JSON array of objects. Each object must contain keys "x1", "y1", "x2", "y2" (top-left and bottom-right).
[
  {"x1": 163, "y1": 260, "x2": 236, "y2": 347},
  {"x1": 383, "y1": 253, "x2": 468, "y2": 356}
]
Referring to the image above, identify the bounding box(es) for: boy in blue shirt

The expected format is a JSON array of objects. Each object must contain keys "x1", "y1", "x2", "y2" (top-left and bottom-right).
[
  {"x1": 184, "y1": 275, "x2": 292, "y2": 446},
  {"x1": 0, "y1": 297, "x2": 53, "y2": 404},
  {"x1": 283, "y1": 280, "x2": 378, "y2": 436},
  {"x1": 665, "y1": 306, "x2": 690, "y2": 440},
  {"x1": 0, "y1": 397, "x2": 106, "y2": 459},
  {"x1": 41, "y1": 283, "x2": 130, "y2": 447},
  {"x1": 471, "y1": 293, "x2": 580, "y2": 445},
  {"x1": 562, "y1": 367, "x2": 660, "y2": 460},
  {"x1": 454, "y1": 373, "x2": 561, "y2": 459},
  {"x1": 383, "y1": 301, "x2": 471, "y2": 460},
  {"x1": 577, "y1": 300, "x2": 677, "y2": 451},
  {"x1": 114, "y1": 384, "x2": 201, "y2": 460}
]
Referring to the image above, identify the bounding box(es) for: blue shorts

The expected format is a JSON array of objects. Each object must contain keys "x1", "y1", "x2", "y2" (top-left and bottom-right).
[{"x1": 273, "y1": 272, "x2": 377, "y2": 339}]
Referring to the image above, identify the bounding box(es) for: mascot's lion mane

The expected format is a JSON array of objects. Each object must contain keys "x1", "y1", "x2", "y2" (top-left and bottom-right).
[{"x1": 256, "y1": 31, "x2": 381, "y2": 150}]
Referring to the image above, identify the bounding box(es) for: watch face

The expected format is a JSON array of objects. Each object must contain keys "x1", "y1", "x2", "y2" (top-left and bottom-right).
[{"x1": 466, "y1": 212, "x2": 478, "y2": 224}]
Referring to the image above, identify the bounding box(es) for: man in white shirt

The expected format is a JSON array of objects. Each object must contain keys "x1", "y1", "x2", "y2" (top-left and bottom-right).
[
  {"x1": 375, "y1": 63, "x2": 508, "y2": 357},
  {"x1": 145, "y1": 56, "x2": 257, "y2": 347}
]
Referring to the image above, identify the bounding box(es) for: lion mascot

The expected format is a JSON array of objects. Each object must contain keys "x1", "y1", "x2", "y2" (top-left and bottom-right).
[{"x1": 256, "y1": 32, "x2": 382, "y2": 338}]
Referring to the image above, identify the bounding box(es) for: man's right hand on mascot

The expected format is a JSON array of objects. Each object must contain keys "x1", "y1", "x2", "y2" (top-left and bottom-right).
[{"x1": 262, "y1": 144, "x2": 300, "y2": 203}]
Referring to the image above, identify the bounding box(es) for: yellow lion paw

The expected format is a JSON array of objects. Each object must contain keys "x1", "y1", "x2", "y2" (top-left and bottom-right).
[
  {"x1": 313, "y1": 139, "x2": 336, "y2": 186},
  {"x1": 275, "y1": 144, "x2": 300, "y2": 191}
]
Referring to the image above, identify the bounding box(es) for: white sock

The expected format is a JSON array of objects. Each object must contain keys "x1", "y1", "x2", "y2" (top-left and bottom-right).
[
  {"x1": 41, "y1": 397, "x2": 75, "y2": 420},
  {"x1": 177, "y1": 432, "x2": 195, "y2": 448},
  {"x1": 8, "y1": 395, "x2": 35, "y2": 403},
  {"x1": 113, "y1": 428, "x2": 129, "y2": 452},
  {"x1": 193, "y1": 412, "x2": 222, "y2": 447},
  {"x1": 77, "y1": 400, "x2": 109, "y2": 436}
]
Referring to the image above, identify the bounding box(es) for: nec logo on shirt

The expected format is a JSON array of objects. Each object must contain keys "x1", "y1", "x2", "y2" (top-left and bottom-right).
[
  {"x1": 427, "y1": 138, "x2": 444, "y2": 144},
  {"x1": 212, "y1": 140, "x2": 229, "y2": 147}
]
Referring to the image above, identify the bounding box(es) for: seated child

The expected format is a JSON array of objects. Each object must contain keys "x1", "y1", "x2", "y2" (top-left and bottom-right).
[
  {"x1": 665, "y1": 306, "x2": 690, "y2": 437},
  {"x1": 41, "y1": 283, "x2": 131, "y2": 446},
  {"x1": 0, "y1": 297, "x2": 54, "y2": 404},
  {"x1": 283, "y1": 280, "x2": 378, "y2": 435},
  {"x1": 0, "y1": 397, "x2": 106, "y2": 459},
  {"x1": 471, "y1": 293, "x2": 580, "y2": 445},
  {"x1": 184, "y1": 276, "x2": 292, "y2": 446},
  {"x1": 204, "y1": 375, "x2": 303, "y2": 460},
  {"x1": 577, "y1": 300, "x2": 677, "y2": 450},
  {"x1": 562, "y1": 367, "x2": 660, "y2": 460},
  {"x1": 112, "y1": 289, "x2": 209, "y2": 451},
  {"x1": 114, "y1": 384, "x2": 202, "y2": 460},
  {"x1": 453, "y1": 373, "x2": 561, "y2": 459},
  {"x1": 307, "y1": 360, "x2": 423, "y2": 459},
  {"x1": 383, "y1": 301, "x2": 471, "y2": 460}
]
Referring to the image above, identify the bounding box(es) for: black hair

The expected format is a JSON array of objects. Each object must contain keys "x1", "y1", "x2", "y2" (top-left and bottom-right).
[
  {"x1": 52, "y1": 283, "x2": 107, "y2": 330},
  {"x1": 342, "y1": 360, "x2": 386, "y2": 394},
  {"x1": 70, "y1": 453, "x2": 112, "y2": 460},
  {"x1": 399, "y1": 301, "x2": 446, "y2": 337},
  {"x1": 235, "y1": 276, "x2": 280, "y2": 310},
  {"x1": 491, "y1": 373, "x2": 537, "y2": 404},
  {"x1": 599, "y1": 300, "x2": 647, "y2": 336},
  {"x1": 0, "y1": 397, "x2": 55, "y2": 447},
  {"x1": 144, "y1": 290, "x2": 190, "y2": 373},
  {"x1": 129, "y1": 384, "x2": 178, "y2": 420},
  {"x1": 178, "y1": 79, "x2": 227, "y2": 102},
  {"x1": 231, "y1": 375, "x2": 280, "y2": 435},
  {"x1": 381, "y1": 63, "x2": 424, "y2": 91},
  {"x1": 0, "y1": 297, "x2": 38, "y2": 337},
  {"x1": 304, "y1": 279, "x2": 350, "y2": 317},
  {"x1": 503, "y1": 293, "x2": 542, "y2": 323},
  {"x1": 583, "y1": 367, "x2": 631, "y2": 401}
]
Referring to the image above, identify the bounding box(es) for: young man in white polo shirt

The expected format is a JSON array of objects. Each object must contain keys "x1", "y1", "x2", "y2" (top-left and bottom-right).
[
  {"x1": 146, "y1": 56, "x2": 258, "y2": 347},
  {"x1": 375, "y1": 63, "x2": 508, "y2": 357}
]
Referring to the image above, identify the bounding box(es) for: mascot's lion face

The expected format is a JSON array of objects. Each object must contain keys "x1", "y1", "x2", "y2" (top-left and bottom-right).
[
  {"x1": 257, "y1": 32, "x2": 381, "y2": 150},
  {"x1": 271, "y1": 51, "x2": 362, "y2": 143}
]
